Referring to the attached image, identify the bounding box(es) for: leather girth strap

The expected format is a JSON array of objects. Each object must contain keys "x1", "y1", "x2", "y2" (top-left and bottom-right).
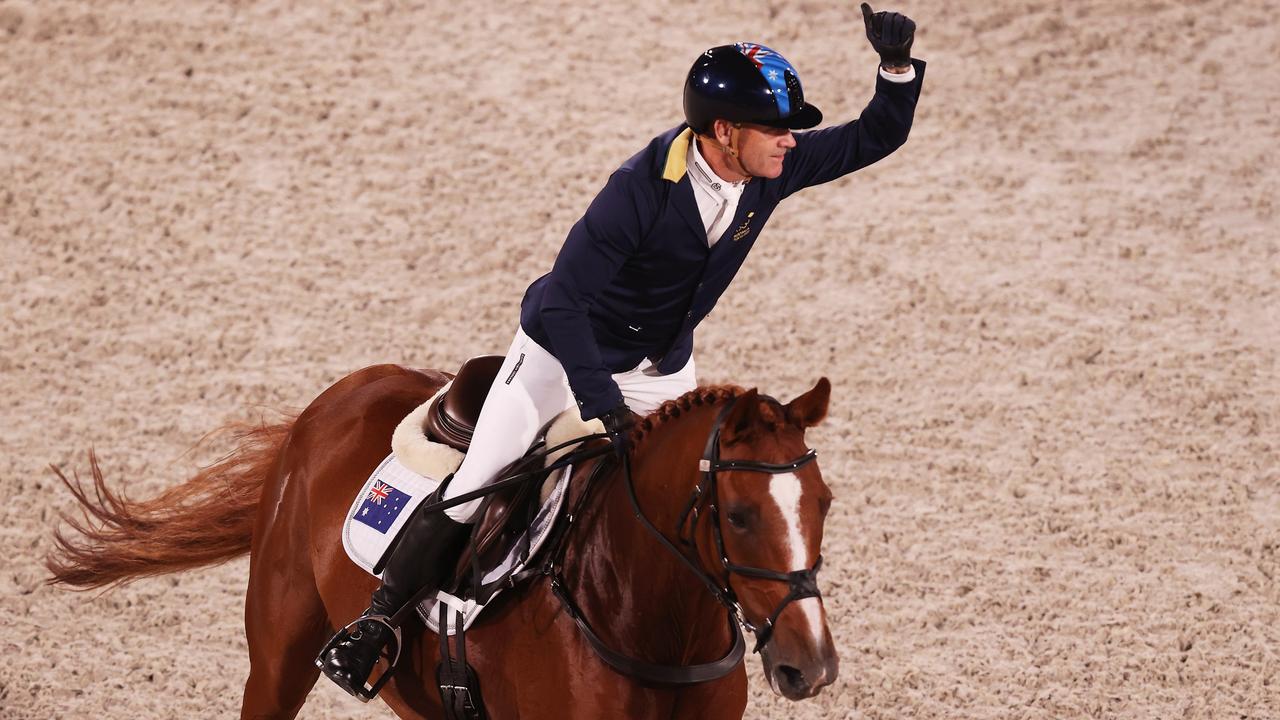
[{"x1": 437, "y1": 605, "x2": 487, "y2": 720}]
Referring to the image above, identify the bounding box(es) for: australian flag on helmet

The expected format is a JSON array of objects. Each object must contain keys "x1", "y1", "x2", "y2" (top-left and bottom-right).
[
  {"x1": 734, "y1": 43, "x2": 799, "y2": 116},
  {"x1": 682, "y1": 42, "x2": 822, "y2": 134},
  {"x1": 354, "y1": 480, "x2": 411, "y2": 534}
]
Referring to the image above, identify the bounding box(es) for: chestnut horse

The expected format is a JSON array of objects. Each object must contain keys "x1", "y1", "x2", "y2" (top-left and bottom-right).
[{"x1": 48, "y1": 364, "x2": 838, "y2": 719}]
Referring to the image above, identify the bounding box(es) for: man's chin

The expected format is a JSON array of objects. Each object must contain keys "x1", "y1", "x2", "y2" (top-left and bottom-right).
[{"x1": 752, "y1": 160, "x2": 785, "y2": 179}]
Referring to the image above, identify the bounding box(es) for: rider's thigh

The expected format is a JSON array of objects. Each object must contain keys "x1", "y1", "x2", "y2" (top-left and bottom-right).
[{"x1": 442, "y1": 328, "x2": 573, "y2": 519}]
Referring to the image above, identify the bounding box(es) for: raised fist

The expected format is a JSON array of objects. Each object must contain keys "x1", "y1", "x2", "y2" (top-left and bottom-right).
[{"x1": 860, "y1": 3, "x2": 915, "y2": 68}]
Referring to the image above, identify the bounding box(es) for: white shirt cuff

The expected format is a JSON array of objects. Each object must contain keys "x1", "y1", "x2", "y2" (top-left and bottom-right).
[{"x1": 879, "y1": 64, "x2": 916, "y2": 83}]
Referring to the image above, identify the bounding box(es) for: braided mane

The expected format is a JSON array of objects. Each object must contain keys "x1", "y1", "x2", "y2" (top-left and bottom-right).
[{"x1": 631, "y1": 383, "x2": 749, "y2": 451}]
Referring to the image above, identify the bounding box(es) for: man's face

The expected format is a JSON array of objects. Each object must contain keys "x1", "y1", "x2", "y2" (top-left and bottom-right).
[{"x1": 736, "y1": 123, "x2": 797, "y2": 179}]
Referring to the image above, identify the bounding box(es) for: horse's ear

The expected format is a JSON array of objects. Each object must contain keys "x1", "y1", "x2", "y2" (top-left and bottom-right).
[
  {"x1": 720, "y1": 389, "x2": 762, "y2": 446},
  {"x1": 786, "y1": 377, "x2": 830, "y2": 429}
]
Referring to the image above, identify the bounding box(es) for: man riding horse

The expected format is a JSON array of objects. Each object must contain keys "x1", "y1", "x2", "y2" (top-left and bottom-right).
[{"x1": 320, "y1": 3, "x2": 925, "y2": 697}]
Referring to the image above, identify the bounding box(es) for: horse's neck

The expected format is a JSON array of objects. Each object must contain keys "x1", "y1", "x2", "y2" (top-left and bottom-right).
[{"x1": 563, "y1": 404, "x2": 732, "y2": 664}]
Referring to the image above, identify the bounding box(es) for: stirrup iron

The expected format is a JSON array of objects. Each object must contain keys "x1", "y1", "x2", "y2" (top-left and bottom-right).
[{"x1": 315, "y1": 615, "x2": 403, "y2": 702}]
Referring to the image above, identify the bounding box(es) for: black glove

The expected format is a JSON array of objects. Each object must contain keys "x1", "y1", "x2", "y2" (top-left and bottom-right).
[
  {"x1": 860, "y1": 3, "x2": 915, "y2": 69},
  {"x1": 599, "y1": 402, "x2": 636, "y2": 461}
]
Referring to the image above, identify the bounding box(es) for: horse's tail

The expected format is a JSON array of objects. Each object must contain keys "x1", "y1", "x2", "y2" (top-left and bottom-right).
[{"x1": 45, "y1": 417, "x2": 295, "y2": 590}]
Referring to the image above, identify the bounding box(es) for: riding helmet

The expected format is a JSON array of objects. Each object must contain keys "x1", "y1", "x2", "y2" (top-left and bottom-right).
[{"x1": 683, "y1": 43, "x2": 823, "y2": 135}]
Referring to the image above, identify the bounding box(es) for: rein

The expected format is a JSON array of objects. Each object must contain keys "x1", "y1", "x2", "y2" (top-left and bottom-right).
[
  {"x1": 542, "y1": 455, "x2": 747, "y2": 685},
  {"x1": 540, "y1": 395, "x2": 822, "y2": 684}
]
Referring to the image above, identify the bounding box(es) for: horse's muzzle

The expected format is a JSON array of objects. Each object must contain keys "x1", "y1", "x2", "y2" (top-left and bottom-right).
[
  {"x1": 759, "y1": 613, "x2": 839, "y2": 701},
  {"x1": 766, "y1": 652, "x2": 839, "y2": 700}
]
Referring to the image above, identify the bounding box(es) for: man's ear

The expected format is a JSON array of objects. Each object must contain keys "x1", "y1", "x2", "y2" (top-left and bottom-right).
[
  {"x1": 711, "y1": 118, "x2": 733, "y2": 147},
  {"x1": 785, "y1": 377, "x2": 830, "y2": 429}
]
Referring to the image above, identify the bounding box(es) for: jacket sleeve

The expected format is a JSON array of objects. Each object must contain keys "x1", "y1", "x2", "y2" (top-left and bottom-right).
[
  {"x1": 776, "y1": 58, "x2": 926, "y2": 199},
  {"x1": 538, "y1": 168, "x2": 654, "y2": 420}
]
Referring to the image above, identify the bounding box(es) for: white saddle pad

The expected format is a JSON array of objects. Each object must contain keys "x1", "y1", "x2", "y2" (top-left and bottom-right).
[{"x1": 341, "y1": 381, "x2": 601, "y2": 634}]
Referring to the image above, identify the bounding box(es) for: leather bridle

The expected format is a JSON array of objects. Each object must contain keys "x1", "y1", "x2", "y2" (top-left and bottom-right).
[
  {"x1": 678, "y1": 398, "x2": 821, "y2": 653},
  {"x1": 543, "y1": 394, "x2": 823, "y2": 683}
]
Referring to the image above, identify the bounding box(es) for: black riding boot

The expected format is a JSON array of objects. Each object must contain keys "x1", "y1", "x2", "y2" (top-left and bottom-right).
[{"x1": 320, "y1": 495, "x2": 473, "y2": 698}]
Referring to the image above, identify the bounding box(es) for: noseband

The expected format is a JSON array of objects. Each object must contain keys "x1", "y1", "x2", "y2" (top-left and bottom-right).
[{"x1": 678, "y1": 398, "x2": 821, "y2": 652}]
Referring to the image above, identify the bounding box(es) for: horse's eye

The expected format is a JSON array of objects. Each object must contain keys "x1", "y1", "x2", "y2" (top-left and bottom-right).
[{"x1": 726, "y1": 510, "x2": 748, "y2": 529}]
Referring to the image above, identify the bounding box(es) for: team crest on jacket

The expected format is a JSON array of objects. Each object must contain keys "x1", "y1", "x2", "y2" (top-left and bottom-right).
[{"x1": 732, "y1": 211, "x2": 755, "y2": 241}]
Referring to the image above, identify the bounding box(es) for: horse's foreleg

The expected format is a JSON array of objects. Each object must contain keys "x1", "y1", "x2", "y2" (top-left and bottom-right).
[{"x1": 240, "y1": 464, "x2": 329, "y2": 719}]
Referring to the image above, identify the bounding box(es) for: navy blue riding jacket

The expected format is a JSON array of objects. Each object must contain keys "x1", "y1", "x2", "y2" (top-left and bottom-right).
[{"x1": 521, "y1": 60, "x2": 926, "y2": 420}]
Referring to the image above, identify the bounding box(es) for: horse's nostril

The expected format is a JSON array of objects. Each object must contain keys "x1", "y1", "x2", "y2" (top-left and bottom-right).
[{"x1": 777, "y1": 664, "x2": 806, "y2": 691}]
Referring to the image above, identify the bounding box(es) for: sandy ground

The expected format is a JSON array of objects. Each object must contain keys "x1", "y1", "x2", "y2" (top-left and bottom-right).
[{"x1": 2, "y1": 0, "x2": 1278, "y2": 717}]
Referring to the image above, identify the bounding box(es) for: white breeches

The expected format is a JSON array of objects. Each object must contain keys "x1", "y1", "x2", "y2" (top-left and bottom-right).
[{"x1": 440, "y1": 326, "x2": 696, "y2": 521}]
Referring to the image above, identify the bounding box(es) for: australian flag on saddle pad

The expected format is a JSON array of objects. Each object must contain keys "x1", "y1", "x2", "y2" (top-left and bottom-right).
[
  {"x1": 342, "y1": 454, "x2": 446, "y2": 576},
  {"x1": 354, "y1": 480, "x2": 411, "y2": 533}
]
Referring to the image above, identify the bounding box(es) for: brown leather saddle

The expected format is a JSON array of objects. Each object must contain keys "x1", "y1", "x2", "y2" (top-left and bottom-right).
[{"x1": 424, "y1": 355, "x2": 505, "y2": 451}]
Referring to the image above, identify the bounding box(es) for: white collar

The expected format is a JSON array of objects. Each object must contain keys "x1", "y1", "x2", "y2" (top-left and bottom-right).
[{"x1": 688, "y1": 137, "x2": 747, "y2": 203}]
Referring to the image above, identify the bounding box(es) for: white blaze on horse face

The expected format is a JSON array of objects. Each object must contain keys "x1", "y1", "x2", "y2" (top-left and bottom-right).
[{"x1": 768, "y1": 472, "x2": 827, "y2": 649}]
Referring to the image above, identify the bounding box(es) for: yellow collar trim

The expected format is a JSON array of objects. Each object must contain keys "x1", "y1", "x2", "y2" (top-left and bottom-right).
[{"x1": 662, "y1": 128, "x2": 694, "y2": 182}]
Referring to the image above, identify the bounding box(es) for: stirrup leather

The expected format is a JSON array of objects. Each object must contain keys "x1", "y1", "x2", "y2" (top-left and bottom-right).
[
  {"x1": 315, "y1": 615, "x2": 403, "y2": 702},
  {"x1": 437, "y1": 605, "x2": 487, "y2": 719}
]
